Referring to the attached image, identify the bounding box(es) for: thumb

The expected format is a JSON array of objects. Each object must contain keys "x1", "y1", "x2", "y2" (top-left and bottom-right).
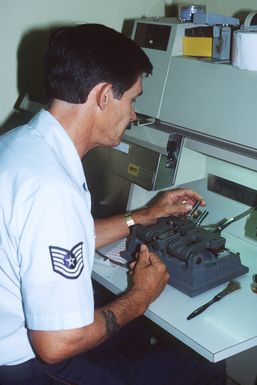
[
  {"x1": 140, "y1": 244, "x2": 149, "y2": 252},
  {"x1": 137, "y1": 244, "x2": 150, "y2": 265}
]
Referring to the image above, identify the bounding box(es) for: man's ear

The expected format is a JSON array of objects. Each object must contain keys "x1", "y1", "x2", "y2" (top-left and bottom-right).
[{"x1": 95, "y1": 83, "x2": 113, "y2": 111}]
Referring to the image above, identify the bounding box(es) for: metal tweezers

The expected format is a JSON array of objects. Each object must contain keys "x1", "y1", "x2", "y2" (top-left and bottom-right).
[{"x1": 201, "y1": 205, "x2": 257, "y2": 233}]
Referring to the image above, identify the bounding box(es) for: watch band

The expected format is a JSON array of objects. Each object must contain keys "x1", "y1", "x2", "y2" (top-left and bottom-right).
[{"x1": 124, "y1": 212, "x2": 135, "y2": 228}]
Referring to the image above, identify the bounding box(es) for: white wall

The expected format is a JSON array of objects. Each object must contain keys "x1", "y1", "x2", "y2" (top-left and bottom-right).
[{"x1": 0, "y1": 0, "x2": 165, "y2": 127}]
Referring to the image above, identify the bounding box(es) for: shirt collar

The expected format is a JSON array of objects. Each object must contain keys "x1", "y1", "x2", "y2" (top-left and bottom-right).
[{"x1": 30, "y1": 109, "x2": 88, "y2": 191}]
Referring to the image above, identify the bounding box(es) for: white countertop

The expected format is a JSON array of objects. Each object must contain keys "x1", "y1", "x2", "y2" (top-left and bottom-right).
[{"x1": 92, "y1": 233, "x2": 257, "y2": 362}]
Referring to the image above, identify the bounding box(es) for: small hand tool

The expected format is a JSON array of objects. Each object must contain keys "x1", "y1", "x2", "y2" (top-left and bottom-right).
[
  {"x1": 187, "y1": 280, "x2": 241, "y2": 320},
  {"x1": 202, "y1": 206, "x2": 257, "y2": 233}
]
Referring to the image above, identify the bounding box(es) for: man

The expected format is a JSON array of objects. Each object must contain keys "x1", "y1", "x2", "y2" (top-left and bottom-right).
[{"x1": 0, "y1": 24, "x2": 226, "y2": 384}]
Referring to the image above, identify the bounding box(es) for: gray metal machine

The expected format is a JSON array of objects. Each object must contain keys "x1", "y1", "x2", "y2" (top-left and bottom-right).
[{"x1": 121, "y1": 202, "x2": 250, "y2": 296}]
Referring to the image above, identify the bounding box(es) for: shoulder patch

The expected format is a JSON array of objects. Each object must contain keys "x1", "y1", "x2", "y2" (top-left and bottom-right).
[{"x1": 49, "y1": 242, "x2": 84, "y2": 279}]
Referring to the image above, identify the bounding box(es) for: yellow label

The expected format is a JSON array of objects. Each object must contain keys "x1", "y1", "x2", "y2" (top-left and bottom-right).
[
  {"x1": 183, "y1": 37, "x2": 212, "y2": 57},
  {"x1": 128, "y1": 162, "x2": 139, "y2": 177}
]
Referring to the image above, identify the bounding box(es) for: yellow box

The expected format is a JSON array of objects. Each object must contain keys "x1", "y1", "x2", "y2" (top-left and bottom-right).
[{"x1": 183, "y1": 36, "x2": 212, "y2": 57}]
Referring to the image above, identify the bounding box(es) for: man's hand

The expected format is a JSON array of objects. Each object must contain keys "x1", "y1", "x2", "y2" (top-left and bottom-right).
[
  {"x1": 149, "y1": 188, "x2": 205, "y2": 217},
  {"x1": 129, "y1": 244, "x2": 169, "y2": 308},
  {"x1": 134, "y1": 188, "x2": 205, "y2": 227}
]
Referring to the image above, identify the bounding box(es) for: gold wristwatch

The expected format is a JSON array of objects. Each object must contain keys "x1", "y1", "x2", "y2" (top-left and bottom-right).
[{"x1": 124, "y1": 212, "x2": 135, "y2": 228}]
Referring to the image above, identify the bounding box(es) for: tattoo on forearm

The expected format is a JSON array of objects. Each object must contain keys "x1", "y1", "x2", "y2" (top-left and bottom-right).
[{"x1": 101, "y1": 310, "x2": 120, "y2": 337}]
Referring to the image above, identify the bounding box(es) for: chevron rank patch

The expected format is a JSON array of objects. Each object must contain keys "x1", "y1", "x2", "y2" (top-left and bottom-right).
[{"x1": 49, "y1": 242, "x2": 84, "y2": 279}]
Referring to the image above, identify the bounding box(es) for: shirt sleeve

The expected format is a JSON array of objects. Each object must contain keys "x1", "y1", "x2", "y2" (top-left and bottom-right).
[{"x1": 19, "y1": 181, "x2": 95, "y2": 330}]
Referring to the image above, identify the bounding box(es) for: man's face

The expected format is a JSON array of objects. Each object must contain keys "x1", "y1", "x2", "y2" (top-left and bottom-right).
[{"x1": 98, "y1": 76, "x2": 142, "y2": 147}]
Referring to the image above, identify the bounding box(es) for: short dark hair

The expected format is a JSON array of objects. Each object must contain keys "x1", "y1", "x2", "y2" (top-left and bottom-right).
[{"x1": 44, "y1": 23, "x2": 152, "y2": 103}]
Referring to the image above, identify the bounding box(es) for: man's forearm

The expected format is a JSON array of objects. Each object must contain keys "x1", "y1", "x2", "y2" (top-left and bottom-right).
[
  {"x1": 95, "y1": 214, "x2": 130, "y2": 249},
  {"x1": 30, "y1": 289, "x2": 146, "y2": 364},
  {"x1": 94, "y1": 208, "x2": 155, "y2": 249}
]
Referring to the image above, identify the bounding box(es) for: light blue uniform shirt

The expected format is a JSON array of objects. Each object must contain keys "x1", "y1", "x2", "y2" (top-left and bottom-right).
[{"x1": 0, "y1": 110, "x2": 95, "y2": 365}]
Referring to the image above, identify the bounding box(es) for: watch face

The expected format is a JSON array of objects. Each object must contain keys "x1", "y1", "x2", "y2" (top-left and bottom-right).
[{"x1": 125, "y1": 213, "x2": 135, "y2": 227}]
